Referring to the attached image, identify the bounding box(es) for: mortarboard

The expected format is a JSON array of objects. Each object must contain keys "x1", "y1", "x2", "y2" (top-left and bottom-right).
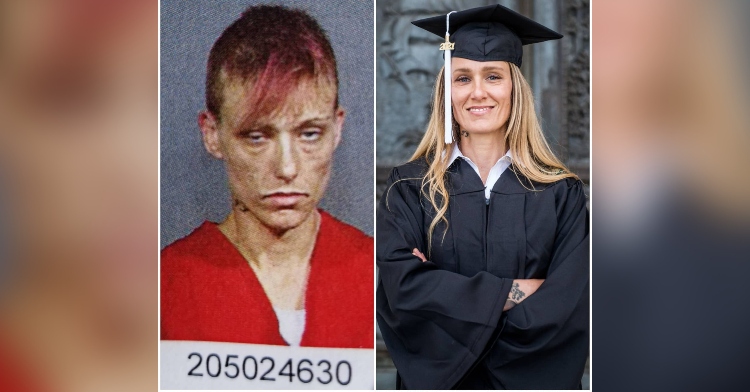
[{"x1": 412, "y1": 4, "x2": 563, "y2": 144}]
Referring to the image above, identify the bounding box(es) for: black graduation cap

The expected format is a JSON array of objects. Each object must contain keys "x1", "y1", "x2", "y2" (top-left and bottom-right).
[
  {"x1": 412, "y1": 4, "x2": 563, "y2": 67},
  {"x1": 411, "y1": 4, "x2": 562, "y2": 144}
]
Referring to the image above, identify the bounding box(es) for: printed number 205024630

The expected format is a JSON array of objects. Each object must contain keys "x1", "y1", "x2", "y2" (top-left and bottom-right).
[{"x1": 187, "y1": 352, "x2": 352, "y2": 386}]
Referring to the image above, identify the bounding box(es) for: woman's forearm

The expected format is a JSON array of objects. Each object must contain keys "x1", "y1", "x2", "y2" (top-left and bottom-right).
[
  {"x1": 411, "y1": 248, "x2": 542, "y2": 312},
  {"x1": 503, "y1": 279, "x2": 544, "y2": 311}
]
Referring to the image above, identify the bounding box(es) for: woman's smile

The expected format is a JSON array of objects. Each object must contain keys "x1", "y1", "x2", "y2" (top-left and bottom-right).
[{"x1": 466, "y1": 105, "x2": 495, "y2": 115}]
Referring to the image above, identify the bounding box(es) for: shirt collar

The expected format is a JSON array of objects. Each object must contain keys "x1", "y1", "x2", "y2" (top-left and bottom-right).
[{"x1": 447, "y1": 143, "x2": 513, "y2": 167}]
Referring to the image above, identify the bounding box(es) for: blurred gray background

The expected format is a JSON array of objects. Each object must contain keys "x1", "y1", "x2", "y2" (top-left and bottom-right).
[
  {"x1": 375, "y1": 0, "x2": 590, "y2": 388},
  {"x1": 161, "y1": 0, "x2": 374, "y2": 248}
]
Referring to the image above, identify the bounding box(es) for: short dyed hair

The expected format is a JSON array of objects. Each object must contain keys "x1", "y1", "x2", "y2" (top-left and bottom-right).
[{"x1": 205, "y1": 5, "x2": 339, "y2": 122}]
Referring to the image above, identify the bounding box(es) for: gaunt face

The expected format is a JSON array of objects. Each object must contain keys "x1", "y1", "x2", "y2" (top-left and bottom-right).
[
  {"x1": 200, "y1": 79, "x2": 344, "y2": 234},
  {"x1": 450, "y1": 58, "x2": 513, "y2": 135}
]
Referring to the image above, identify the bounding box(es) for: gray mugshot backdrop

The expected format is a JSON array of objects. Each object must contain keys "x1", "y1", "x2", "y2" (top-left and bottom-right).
[{"x1": 161, "y1": 0, "x2": 374, "y2": 248}]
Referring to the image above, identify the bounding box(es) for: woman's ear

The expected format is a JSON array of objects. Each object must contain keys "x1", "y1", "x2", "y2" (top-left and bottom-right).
[
  {"x1": 333, "y1": 106, "x2": 345, "y2": 148},
  {"x1": 198, "y1": 111, "x2": 224, "y2": 159}
]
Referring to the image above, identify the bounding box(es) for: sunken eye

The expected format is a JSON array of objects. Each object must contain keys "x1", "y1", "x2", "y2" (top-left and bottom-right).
[
  {"x1": 300, "y1": 128, "x2": 322, "y2": 142},
  {"x1": 241, "y1": 131, "x2": 268, "y2": 144}
]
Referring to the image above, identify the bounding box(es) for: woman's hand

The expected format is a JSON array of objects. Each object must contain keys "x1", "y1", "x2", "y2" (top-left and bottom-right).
[
  {"x1": 411, "y1": 248, "x2": 542, "y2": 311},
  {"x1": 412, "y1": 248, "x2": 427, "y2": 262},
  {"x1": 504, "y1": 279, "x2": 544, "y2": 311}
]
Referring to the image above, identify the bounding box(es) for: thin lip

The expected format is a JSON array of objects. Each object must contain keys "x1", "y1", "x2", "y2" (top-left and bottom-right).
[
  {"x1": 466, "y1": 105, "x2": 495, "y2": 111},
  {"x1": 262, "y1": 191, "x2": 309, "y2": 199}
]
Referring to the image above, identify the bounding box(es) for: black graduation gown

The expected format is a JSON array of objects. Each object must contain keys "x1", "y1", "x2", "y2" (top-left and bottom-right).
[{"x1": 377, "y1": 158, "x2": 589, "y2": 390}]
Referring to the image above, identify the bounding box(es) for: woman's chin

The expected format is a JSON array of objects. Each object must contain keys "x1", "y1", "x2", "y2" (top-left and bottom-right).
[
  {"x1": 462, "y1": 126, "x2": 506, "y2": 136},
  {"x1": 458, "y1": 119, "x2": 508, "y2": 136}
]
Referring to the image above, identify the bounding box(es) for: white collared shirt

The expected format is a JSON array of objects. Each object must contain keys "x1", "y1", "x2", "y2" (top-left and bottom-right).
[{"x1": 447, "y1": 144, "x2": 513, "y2": 201}]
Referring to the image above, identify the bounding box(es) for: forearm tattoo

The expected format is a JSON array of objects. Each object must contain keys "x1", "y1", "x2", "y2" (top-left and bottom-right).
[{"x1": 505, "y1": 282, "x2": 526, "y2": 310}]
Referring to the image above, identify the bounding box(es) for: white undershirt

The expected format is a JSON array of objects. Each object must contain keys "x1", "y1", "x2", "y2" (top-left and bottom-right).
[
  {"x1": 448, "y1": 144, "x2": 513, "y2": 200},
  {"x1": 273, "y1": 306, "x2": 306, "y2": 346}
]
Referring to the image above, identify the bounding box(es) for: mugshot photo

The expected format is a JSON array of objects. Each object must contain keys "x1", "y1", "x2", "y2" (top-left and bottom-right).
[{"x1": 159, "y1": 0, "x2": 374, "y2": 358}]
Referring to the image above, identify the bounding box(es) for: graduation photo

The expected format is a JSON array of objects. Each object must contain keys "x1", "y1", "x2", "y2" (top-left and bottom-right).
[
  {"x1": 159, "y1": 0, "x2": 375, "y2": 389},
  {"x1": 375, "y1": 1, "x2": 590, "y2": 389}
]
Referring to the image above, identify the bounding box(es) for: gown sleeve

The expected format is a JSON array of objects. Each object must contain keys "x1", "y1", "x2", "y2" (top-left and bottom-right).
[
  {"x1": 376, "y1": 166, "x2": 514, "y2": 390},
  {"x1": 488, "y1": 179, "x2": 590, "y2": 386}
]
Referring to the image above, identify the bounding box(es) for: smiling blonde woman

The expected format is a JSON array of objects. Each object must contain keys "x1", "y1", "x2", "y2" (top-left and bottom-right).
[{"x1": 376, "y1": 4, "x2": 589, "y2": 390}]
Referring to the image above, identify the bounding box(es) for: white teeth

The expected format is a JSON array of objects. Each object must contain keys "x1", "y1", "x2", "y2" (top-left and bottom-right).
[{"x1": 468, "y1": 107, "x2": 490, "y2": 112}]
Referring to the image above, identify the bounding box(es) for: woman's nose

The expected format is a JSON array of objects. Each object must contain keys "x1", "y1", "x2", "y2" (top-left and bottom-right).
[
  {"x1": 470, "y1": 81, "x2": 488, "y2": 100},
  {"x1": 274, "y1": 134, "x2": 299, "y2": 182}
]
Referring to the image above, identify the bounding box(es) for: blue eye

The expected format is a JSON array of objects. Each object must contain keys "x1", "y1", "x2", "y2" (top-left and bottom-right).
[
  {"x1": 455, "y1": 76, "x2": 470, "y2": 83},
  {"x1": 242, "y1": 131, "x2": 267, "y2": 144},
  {"x1": 300, "y1": 129, "x2": 322, "y2": 142},
  {"x1": 487, "y1": 74, "x2": 501, "y2": 81}
]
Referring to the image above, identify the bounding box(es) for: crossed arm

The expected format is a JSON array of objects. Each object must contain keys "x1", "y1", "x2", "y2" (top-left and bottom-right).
[{"x1": 411, "y1": 248, "x2": 544, "y2": 311}]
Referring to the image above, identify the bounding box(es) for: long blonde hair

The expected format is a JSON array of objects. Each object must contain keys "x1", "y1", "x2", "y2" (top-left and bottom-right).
[{"x1": 410, "y1": 62, "x2": 578, "y2": 253}]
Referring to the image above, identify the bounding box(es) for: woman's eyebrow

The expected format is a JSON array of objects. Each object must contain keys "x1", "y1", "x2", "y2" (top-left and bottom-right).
[
  {"x1": 298, "y1": 116, "x2": 333, "y2": 124},
  {"x1": 237, "y1": 115, "x2": 333, "y2": 134},
  {"x1": 452, "y1": 66, "x2": 506, "y2": 74},
  {"x1": 236, "y1": 124, "x2": 274, "y2": 135},
  {"x1": 294, "y1": 116, "x2": 334, "y2": 130}
]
